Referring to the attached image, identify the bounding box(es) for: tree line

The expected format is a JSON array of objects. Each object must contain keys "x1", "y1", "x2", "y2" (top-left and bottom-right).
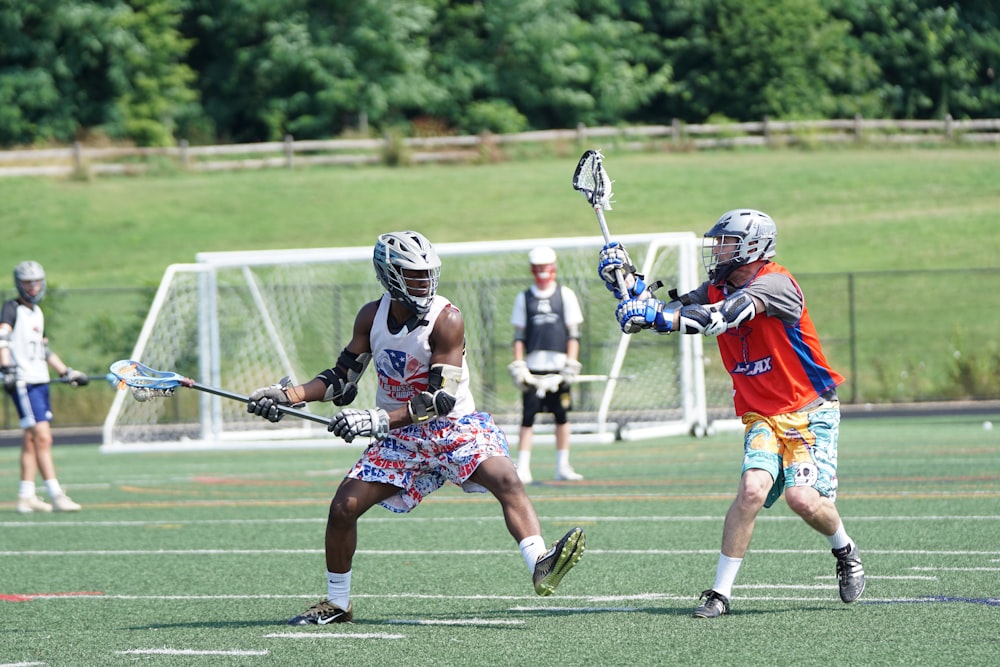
[{"x1": 2, "y1": 0, "x2": 998, "y2": 148}]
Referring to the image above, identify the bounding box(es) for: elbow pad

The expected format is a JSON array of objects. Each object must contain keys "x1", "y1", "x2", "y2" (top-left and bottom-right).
[
  {"x1": 317, "y1": 350, "x2": 372, "y2": 405},
  {"x1": 407, "y1": 363, "x2": 462, "y2": 423},
  {"x1": 678, "y1": 290, "x2": 756, "y2": 337}
]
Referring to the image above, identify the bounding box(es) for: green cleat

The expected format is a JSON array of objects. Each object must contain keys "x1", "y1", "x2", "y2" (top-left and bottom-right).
[{"x1": 533, "y1": 527, "x2": 585, "y2": 596}]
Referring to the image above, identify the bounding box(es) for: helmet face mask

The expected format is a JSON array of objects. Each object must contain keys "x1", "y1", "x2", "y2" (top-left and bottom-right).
[
  {"x1": 702, "y1": 209, "x2": 777, "y2": 284},
  {"x1": 373, "y1": 231, "x2": 441, "y2": 315},
  {"x1": 529, "y1": 246, "x2": 557, "y2": 288},
  {"x1": 14, "y1": 261, "x2": 47, "y2": 304}
]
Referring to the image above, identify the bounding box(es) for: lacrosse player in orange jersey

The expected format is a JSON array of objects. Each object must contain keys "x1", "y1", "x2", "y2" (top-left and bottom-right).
[
  {"x1": 247, "y1": 231, "x2": 585, "y2": 625},
  {"x1": 600, "y1": 209, "x2": 865, "y2": 617}
]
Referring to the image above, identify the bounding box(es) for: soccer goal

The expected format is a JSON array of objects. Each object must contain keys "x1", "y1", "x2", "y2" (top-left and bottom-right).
[{"x1": 101, "y1": 233, "x2": 721, "y2": 453}]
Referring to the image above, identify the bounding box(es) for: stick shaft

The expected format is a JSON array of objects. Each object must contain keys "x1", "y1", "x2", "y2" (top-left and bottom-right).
[
  {"x1": 188, "y1": 381, "x2": 332, "y2": 427},
  {"x1": 596, "y1": 208, "x2": 630, "y2": 297}
]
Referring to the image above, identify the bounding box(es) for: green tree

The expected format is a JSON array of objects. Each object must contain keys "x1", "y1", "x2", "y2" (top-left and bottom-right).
[
  {"x1": 656, "y1": 0, "x2": 881, "y2": 122},
  {"x1": 0, "y1": 0, "x2": 198, "y2": 147}
]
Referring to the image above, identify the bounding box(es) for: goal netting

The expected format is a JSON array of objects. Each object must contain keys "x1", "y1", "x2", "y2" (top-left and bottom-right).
[{"x1": 102, "y1": 233, "x2": 729, "y2": 453}]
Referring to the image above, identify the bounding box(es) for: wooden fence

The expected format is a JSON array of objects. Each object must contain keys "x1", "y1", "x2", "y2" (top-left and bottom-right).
[{"x1": 1, "y1": 115, "x2": 998, "y2": 178}]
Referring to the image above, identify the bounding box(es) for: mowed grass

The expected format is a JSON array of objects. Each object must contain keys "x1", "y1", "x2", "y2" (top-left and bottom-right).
[{"x1": 1, "y1": 413, "x2": 998, "y2": 666}]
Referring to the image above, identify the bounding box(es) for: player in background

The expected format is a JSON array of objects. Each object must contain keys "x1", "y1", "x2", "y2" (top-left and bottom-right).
[
  {"x1": 247, "y1": 231, "x2": 585, "y2": 625},
  {"x1": 2, "y1": 261, "x2": 87, "y2": 513},
  {"x1": 598, "y1": 209, "x2": 865, "y2": 617},
  {"x1": 508, "y1": 245, "x2": 585, "y2": 483}
]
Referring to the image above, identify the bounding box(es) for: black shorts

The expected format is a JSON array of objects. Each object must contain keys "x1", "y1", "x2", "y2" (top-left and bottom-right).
[{"x1": 520, "y1": 375, "x2": 572, "y2": 427}]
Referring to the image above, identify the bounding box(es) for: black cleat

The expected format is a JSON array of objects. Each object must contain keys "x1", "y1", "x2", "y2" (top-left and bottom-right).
[
  {"x1": 288, "y1": 599, "x2": 353, "y2": 625},
  {"x1": 693, "y1": 589, "x2": 730, "y2": 618},
  {"x1": 833, "y1": 544, "x2": 866, "y2": 603}
]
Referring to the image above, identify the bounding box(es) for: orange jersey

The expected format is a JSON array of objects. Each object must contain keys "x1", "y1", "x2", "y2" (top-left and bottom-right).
[{"x1": 708, "y1": 263, "x2": 844, "y2": 416}]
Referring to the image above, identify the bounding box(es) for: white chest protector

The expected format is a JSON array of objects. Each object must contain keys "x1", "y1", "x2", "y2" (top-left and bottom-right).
[
  {"x1": 369, "y1": 294, "x2": 475, "y2": 417},
  {"x1": 7, "y1": 302, "x2": 50, "y2": 384}
]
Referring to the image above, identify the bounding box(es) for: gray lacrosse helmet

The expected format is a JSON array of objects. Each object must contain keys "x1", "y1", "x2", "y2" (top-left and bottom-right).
[
  {"x1": 14, "y1": 260, "x2": 47, "y2": 304},
  {"x1": 373, "y1": 231, "x2": 442, "y2": 315},
  {"x1": 703, "y1": 209, "x2": 777, "y2": 285}
]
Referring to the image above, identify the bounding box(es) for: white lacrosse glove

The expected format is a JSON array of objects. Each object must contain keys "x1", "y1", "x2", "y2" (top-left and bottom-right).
[
  {"x1": 534, "y1": 374, "x2": 564, "y2": 398},
  {"x1": 329, "y1": 407, "x2": 390, "y2": 443},
  {"x1": 247, "y1": 376, "x2": 303, "y2": 423},
  {"x1": 598, "y1": 242, "x2": 647, "y2": 300},
  {"x1": 61, "y1": 368, "x2": 89, "y2": 387},
  {"x1": 561, "y1": 359, "x2": 582, "y2": 385},
  {"x1": 616, "y1": 298, "x2": 676, "y2": 335},
  {"x1": 507, "y1": 360, "x2": 536, "y2": 392}
]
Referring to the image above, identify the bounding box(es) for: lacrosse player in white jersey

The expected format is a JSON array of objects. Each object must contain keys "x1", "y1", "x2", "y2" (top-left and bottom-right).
[
  {"x1": 1, "y1": 261, "x2": 87, "y2": 513},
  {"x1": 509, "y1": 245, "x2": 585, "y2": 483},
  {"x1": 248, "y1": 231, "x2": 585, "y2": 625}
]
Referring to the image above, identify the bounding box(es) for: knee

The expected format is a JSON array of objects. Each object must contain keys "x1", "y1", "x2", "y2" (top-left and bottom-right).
[
  {"x1": 736, "y1": 471, "x2": 772, "y2": 508},
  {"x1": 327, "y1": 497, "x2": 361, "y2": 529},
  {"x1": 785, "y1": 486, "x2": 822, "y2": 518}
]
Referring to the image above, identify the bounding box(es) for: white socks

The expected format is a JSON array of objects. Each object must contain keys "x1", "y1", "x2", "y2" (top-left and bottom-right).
[
  {"x1": 519, "y1": 536, "x2": 547, "y2": 572},
  {"x1": 45, "y1": 479, "x2": 64, "y2": 498},
  {"x1": 712, "y1": 554, "x2": 743, "y2": 599},
  {"x1": 827, "y1": 522, "x2": 853, "y2": 551},
  {"x1": 517, "y1": 450, "x2": 532, "y2": 470},
  {"x1": 556, "y1": 450, "x2": 571, "y2": 471},
  {"x1": 326, "y1": 570, "x2": 352, "y2": 609},
  {"x1": 19, "y1": 480, "x2": 64, "y2": 498}
]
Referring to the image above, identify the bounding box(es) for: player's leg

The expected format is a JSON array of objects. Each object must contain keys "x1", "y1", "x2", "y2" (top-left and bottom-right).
[
  {"x1": 515, "y1": 391, "x2": 540, "y2": 483},
  {"x1": 782, "y1": 402, "x2": 865, "y2": 603},
  {"x1": 29, "y1": 417, "x2": 80, "y2": 512},
  {"x1": 289, "y1": 477, "x2": 396, "y2": 626},
  {"x1": 551, "y1": 386, "x2": 582, "y2": 481},
  {"x1": 695, "y1": 416, "x2": 779, "y2": 618}
]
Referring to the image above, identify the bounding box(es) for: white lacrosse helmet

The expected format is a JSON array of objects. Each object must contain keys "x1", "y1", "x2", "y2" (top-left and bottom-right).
[
  {"x1": 703, "y1": 209, "x2": 777, "y2": 284},
  {"x1": 528, "y1": 246, "x2": 557, "y2": 266},
  {"x1": 14, "y1": 260, "x2": 47, "y2": 304},
  {"x1": 373, "y1": 231, "x2": 442, "y2": 315}
]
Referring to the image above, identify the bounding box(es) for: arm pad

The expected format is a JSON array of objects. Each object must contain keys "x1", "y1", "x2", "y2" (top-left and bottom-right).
[
  {"x1": 317, "y1": 350, "x2": 372, "y2": 405},
  {"x1": 678, "y1": 290, "x2": 756, "y2": 336}
]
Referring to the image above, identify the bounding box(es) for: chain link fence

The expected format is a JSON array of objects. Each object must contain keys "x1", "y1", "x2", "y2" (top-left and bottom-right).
[{"x1": 2, "y1": 266, "x2": 997, "y2": 430}]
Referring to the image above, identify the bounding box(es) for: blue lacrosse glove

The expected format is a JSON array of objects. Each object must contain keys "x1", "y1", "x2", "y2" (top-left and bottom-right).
[
  {"x1": 598, "y1": 242, "x2": 647, "y2": 300},
  {"x1": 616, "y1": 297, "x2": 675, "y2": 334}
]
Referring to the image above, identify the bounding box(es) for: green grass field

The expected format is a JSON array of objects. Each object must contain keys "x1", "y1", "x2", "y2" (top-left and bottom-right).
[{"x1": 2, "y1": 414, "x2": 998, "y2": 666}]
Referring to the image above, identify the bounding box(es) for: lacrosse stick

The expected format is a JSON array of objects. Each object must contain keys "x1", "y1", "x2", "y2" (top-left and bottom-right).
[
  {"x1": 572, "y1": 149, "x2": 629, "y2": 298},
  {"x1": 109, "y1": 359, "x2": 332, "y2": 427},
  {"x1": 53, "y1": 372, "x2": 118, "y2": 387}
]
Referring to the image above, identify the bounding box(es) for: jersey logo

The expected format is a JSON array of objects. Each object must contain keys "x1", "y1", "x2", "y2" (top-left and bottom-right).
[
  {"x1": 731, "y1": 356, "x2": 773, "y2": 377},
  {"x1": 375, "y1": 348, "x2": 428, "y2": 402}
]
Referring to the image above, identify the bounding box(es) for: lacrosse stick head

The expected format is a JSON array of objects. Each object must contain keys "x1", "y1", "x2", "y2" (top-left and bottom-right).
[
  {"x1": 572, "y1": 150, "x2": 613, "y2": 211},
  {"x1": 109, "y1": 360, "x2": 179, "y2": 401}
]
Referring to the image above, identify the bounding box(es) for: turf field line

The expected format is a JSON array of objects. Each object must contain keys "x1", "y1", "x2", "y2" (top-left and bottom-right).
[
  {"x1": 909, "y1": 566, "x2": 1000, "y2": 572},
  {"x1": 0, "y1": 662, "x2": 46, "y2": 667},
  {"x1": 2, "y1": 547, "x2": 998, "y2": 556},
  {"x1": 4, "y1": 513, "x2": 998, "y2": 529},
  {"x1": 116, "y1": 649, "x2": 267, "y2": 656},
  {"x1": 263, "y1": 633, "x2": 405, "y2": 639}
]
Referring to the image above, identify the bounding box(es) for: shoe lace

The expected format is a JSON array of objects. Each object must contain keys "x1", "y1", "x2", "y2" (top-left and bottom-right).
[{"x1": 836, "y1": 556, "x2": 863, "y2": 582}]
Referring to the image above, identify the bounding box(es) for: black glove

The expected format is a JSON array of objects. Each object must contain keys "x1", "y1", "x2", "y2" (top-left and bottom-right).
[
  {"x1": 247, "y1": 376, "x2": 300, "y2": 422},
  {"x1": 62, "y1": 368, "x2": 89, "y2": 387},
  {"x1": 2, "y1": 366, "x2": 16, "y2": 391}
]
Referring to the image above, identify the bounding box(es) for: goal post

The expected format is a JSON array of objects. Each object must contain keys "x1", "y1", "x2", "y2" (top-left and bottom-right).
[{"x1": 102, "y1": 233, "x2": 720, "y2": 453}]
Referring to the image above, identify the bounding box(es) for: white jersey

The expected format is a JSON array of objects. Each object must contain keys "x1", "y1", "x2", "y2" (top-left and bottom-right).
[
  {"x1": 1, "y1": 300, "x2": 50, "y2": 384},
  {"x1": 369, "y1": 294, "x2": 475, "y2": 417}
]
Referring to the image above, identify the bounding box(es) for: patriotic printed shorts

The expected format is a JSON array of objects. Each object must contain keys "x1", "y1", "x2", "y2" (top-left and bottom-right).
[
  {"x1": 740, "y1": 401, "x2": 840, "y2": 508},
  {"x1": 347, "y1": 411, "x2": 511, "y2": 513}
]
